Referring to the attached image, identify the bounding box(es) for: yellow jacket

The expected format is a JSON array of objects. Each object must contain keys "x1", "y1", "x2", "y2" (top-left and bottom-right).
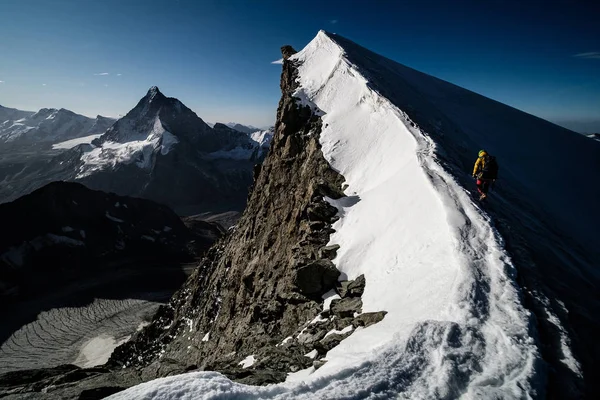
[{"x1": 472, "y1": 152, "x2": 487, "y2": 177}]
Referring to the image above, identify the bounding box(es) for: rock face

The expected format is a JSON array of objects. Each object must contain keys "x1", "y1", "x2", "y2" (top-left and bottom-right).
[{"x1": 0, "y1": 181, "x2": 221, "y2": 302}]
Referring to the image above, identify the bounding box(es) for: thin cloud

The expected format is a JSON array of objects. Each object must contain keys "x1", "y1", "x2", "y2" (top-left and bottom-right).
[
  {"x1": 573, "y1": 52, "x2": 600, "y2": 60},
  {"x1": 94, "y1": 72, "x2": 110, "y2": 76},
  {"x1": 116, "y1": 73, "x2": 122, "y2": 76},
  {"x1": 104, "y1": 84, "x2": 108, "y2": 87},
  {"x1": 0, "y1": 80, "x2": 4, "y2": 83},
  {"x1": 42, "y1": 83, "x2": 47, "y2": 86},
  {"x1": 330, "y1": 19, "x2": 338, "y2": 24},
  {"x1": 271, "y1": 58, "x2": 283, "y2": 65}
]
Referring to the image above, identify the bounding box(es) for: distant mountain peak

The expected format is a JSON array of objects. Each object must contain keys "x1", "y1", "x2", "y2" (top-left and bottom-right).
[{"x1": 146, "y1": 86, "x2": 163, "y2": 101}]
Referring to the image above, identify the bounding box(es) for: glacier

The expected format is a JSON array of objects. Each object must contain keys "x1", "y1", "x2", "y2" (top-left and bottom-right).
[{"x1": 108, "y1": 31, "x2": 598, "y2": 399}]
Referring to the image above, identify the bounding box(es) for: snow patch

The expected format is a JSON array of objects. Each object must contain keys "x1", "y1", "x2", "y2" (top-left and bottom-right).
[
  {"x1": 323, "y1": 325, "x2": 353, "y2": 338},
  {"x1": 52, "y1": 134, "x2": 103, "y2": 149},
  {"x1": 238, "y1": 355, "x2": 256, "y2": 369},
  {"x1": 322, "y1": 289, "x2": 340, "y2": 311},
  {"x1": 304, "y1": 349, "x2": 318, "y2": 359},
  {"x1": 73, "y1": 334, "x2": 131, "y2": 368}
]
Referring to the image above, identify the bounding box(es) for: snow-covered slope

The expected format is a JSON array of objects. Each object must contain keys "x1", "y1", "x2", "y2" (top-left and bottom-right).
[
  {"x1": 0, "y1": 107, "x2": 114, "y2": 145},
  {"x1": 110, "y1": 31, "x2": 599, "y2": 399}
]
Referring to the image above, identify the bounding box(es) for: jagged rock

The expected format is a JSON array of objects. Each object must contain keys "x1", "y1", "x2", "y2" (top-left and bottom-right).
[
  {"x1": 337, "y1": 281, "x2": 351, "y2": 298},
  {"x1": 308, "y1": 221, "x2": 326, "y2": 231},
  {"x1": 306, "y1": 202, "x2": 338, "y2": 222},
  {"x1": 297, "y1": 327, "x2": 328, "y2": 345},
  {"x1": 315, "y1": 333, "x2": 352, "y2": 354},
  {"x1": 253, "y1": 347, "x2": 313, "y2": 372},
  {"x1": 295, "y1": 259, "x2": 340, "y2": 297},
  {"x1": 347, "y1": 274, "x2": 366, "y2": 297},
  {"x1": 319, "y1": 244, "x2": 340, "y2": 260},
  {"x1": 281, "y1": 45, "x2": 297, "y2": 60},
  {"x1": 353, "y1": 311, "x2": 388, "y2": 328},
  {"x1": 337, "y1": 274, "x2": 366, "y2": 298},
  {"x1": 330, "y1": 297, "x2": 363, "y2": 318}
]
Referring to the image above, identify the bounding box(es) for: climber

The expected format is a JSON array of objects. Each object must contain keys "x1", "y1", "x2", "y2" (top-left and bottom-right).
[{"x1": 472, "y1": 149, "x2": 499, "y2": 201}]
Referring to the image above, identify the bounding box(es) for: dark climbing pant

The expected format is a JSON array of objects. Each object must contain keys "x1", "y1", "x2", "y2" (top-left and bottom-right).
[{"x1": 477, "y1": 179, "x2": 492, "y2": 195}]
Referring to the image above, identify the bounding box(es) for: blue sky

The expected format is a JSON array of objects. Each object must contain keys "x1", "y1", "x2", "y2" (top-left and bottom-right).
[{"x1": 0, "y1": 0, "x2": 599, "y2": 131}]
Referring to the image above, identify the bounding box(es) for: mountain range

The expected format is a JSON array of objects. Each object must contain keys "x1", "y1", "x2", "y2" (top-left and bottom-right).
[
  {"x1": 0, "y1": 87, "x2": 274, "y2": 215},
  {"x1": 0, "y1": 105, "x2": 114, "y2": 148}
]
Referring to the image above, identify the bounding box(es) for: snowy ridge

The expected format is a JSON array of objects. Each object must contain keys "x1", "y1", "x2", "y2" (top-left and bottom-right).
[
  {"x1": 109, "y1": 32, "x2": 546, "y2": 399},
  {"x1": 290, "y1": 30, "x2": 541, "y2": 396}
]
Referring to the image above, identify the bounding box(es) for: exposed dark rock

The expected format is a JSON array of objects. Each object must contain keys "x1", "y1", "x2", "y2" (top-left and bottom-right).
[
  {"x1": 315, "y1": 333, "x2": 352, "y2": 355},
  {"x1": 295, "y1": 259, "x2": 340, "y2": 297},
  {"x1": 313, "y1": 359, "x2": 328, "y2": 370},
  {"x1": 347, "y1": 274, "x2": 366, "y2": 297},
  {"x1": 337, "y1": 274, "x2": 366, "y2": 298},
  {"x1": 307, "y1": 201, "x2": 338, "y2": 222},
  {"x1": 353, "y1": 311, "x2": 388, "y2": 328},
  {"x1": 319, "y1": 244, "x2": 340, "y2": 260},
  {"x1": 330, "y1": 297, "x2": 363, "y2": 318},
  {"x1": 281, "y1": 45, "x2": 297, "y2": 60}
]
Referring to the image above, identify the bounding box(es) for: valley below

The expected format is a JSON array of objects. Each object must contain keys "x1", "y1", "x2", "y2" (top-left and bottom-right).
[{"x1": 0, "y1": 261, "x2": 196, "y2": 374}]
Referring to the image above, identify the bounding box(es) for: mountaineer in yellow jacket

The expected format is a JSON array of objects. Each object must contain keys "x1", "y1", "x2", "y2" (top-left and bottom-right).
[{"x1": 472, "y1": 150, "x2": 499, "y2": 200}]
